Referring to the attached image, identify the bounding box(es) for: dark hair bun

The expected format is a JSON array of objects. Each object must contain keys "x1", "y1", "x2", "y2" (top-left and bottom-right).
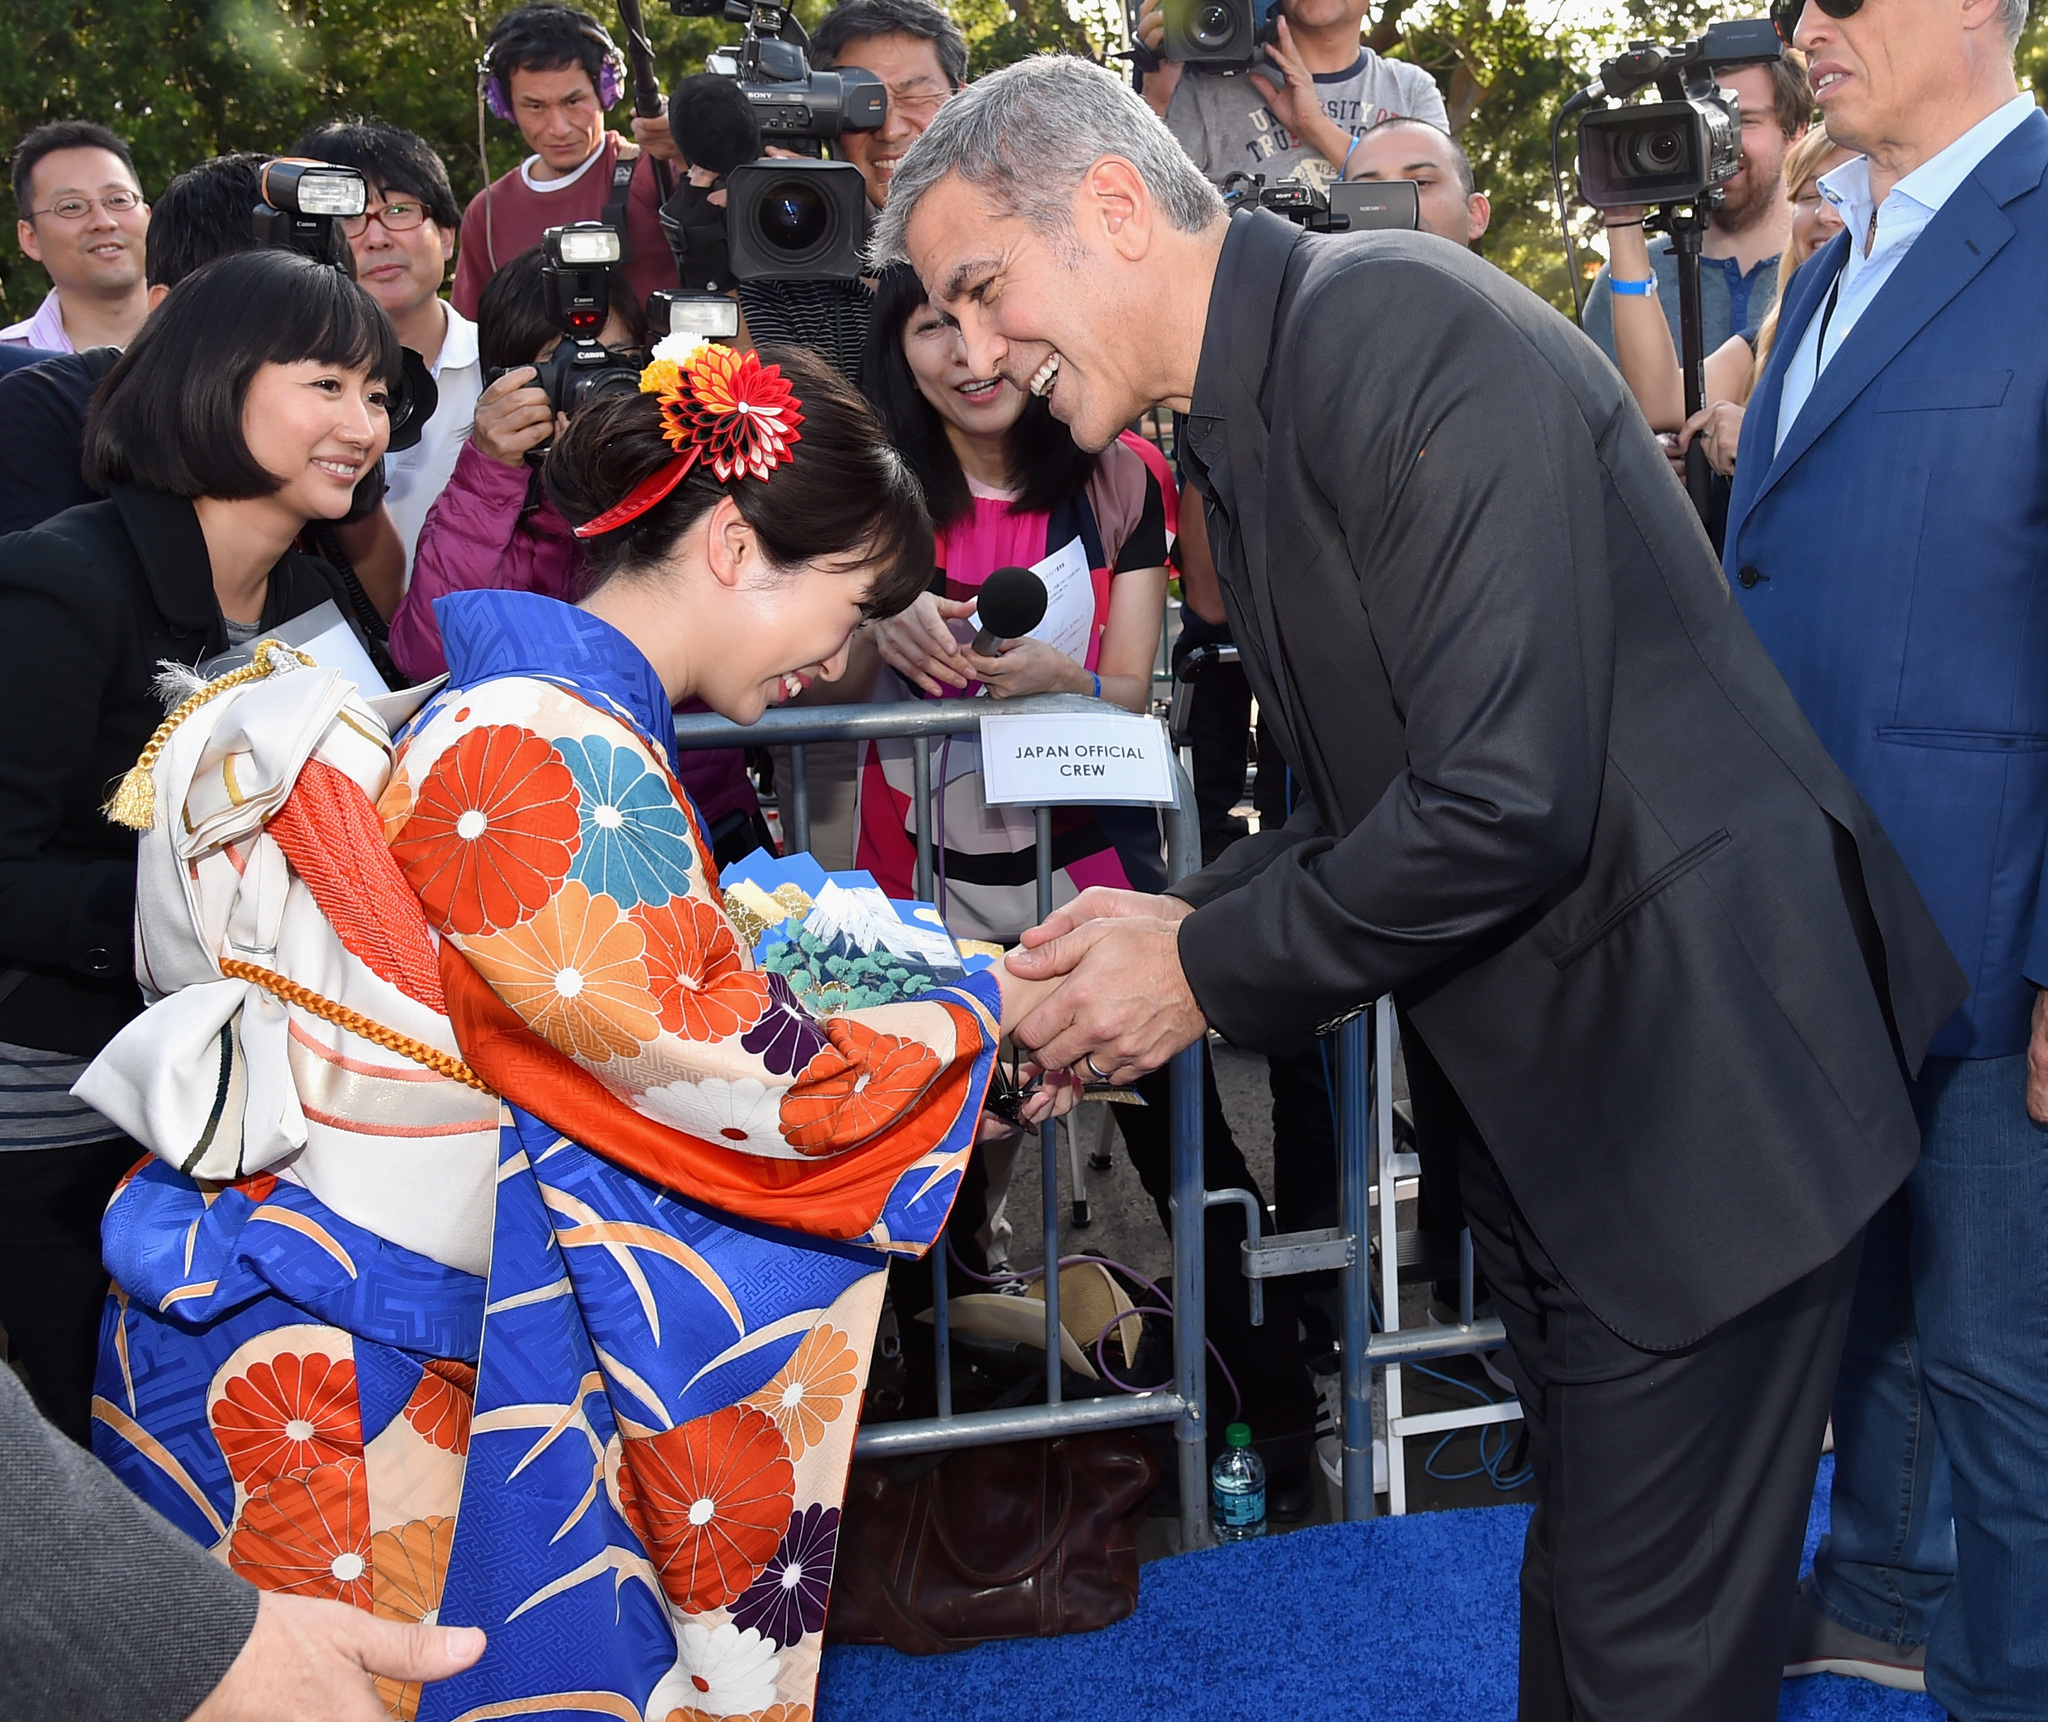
[{"x1": 544, "y1": 343, "x2": 935, "y2": 619}]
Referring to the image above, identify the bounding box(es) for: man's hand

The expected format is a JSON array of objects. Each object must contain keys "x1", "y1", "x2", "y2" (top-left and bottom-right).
[
  {"x1": 1249, "y1": 21, "x2": 1349, "y2": 170},
  {"x1": 1018, "y1": 885, "x2": 1192, "y2": 949},
  {"x1": 187, "y1": 1592, "x2": 486, "y2": 1722},
  {"x1": 1006, "y1": 898, "x2": 1205, "y2": 1081},
  {"x1": 631, "y1": 111, "x2": 681, "y2": 163},
  {"x1": 2028, "y1": 988, "x2": 2048, "y2": 1124},
  {"x1": 1133, "y1": 0, "x2": 1185, "y2": 118},
  {"x1": 471, "y1": 367, "x2": 555, "y2": 469}
]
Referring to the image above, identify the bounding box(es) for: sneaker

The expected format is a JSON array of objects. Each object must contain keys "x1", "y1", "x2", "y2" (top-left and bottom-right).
[
  {"x1": 1312, "y1": 1366, "x2": 1387, "y2": 1494},
  {"x1": 1783, "y1": 1582, "x2": 1927, "y2": 1692}
]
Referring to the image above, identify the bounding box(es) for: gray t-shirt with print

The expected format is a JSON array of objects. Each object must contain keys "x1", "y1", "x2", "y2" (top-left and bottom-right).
[{"x1": 1167, "y1": 48, "x2": 1449, "y2": 190}]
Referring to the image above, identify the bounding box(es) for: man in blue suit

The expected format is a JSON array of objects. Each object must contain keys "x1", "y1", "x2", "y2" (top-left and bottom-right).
[{"x1": 1724, "y1": 0, "x2": 2047, "y2": 1711}]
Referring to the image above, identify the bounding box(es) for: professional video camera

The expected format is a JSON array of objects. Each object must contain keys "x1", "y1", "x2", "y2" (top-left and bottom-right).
[
  {"x1": 662, "y1": 70, "x2": 872, "y2": 288},
  {"x1": 1552, "y1": 18, "x2": 1781, "y2": 519},
  {"x1": 667, "y1": 0, "x2": 885, "y2": 140},
  {"x1": 1218, "y1": 172, "x2": 1421, "y2": 233},
  {"x1": 484, "y1": 223, "x2": 644, "y2": 440},
  {"x1": 1571, "y1": 19, "x2": 1780, "y2": 210},
  {"x1": 1136, "y1": 0, "x2": 1280, "y2": 70},
  {"x1": 254, "y1": 157, "x2": 435, "y2": 455}
]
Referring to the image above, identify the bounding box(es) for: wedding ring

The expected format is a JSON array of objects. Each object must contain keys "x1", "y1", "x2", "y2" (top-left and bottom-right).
[{"x1": 1083, "y1": 1053, "x2": 1112, "y2": 1082}]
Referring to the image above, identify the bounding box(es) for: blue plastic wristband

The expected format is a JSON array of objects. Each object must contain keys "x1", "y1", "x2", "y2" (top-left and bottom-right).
[
  {"x1": 1610, "y1": 275, "x2": 1657, "y2": 297},
  {"x1": 1091, "y1": 673, "x2": 1102, "y2": 699}
]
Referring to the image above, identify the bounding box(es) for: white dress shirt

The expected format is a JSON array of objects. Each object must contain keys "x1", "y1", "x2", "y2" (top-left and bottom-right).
[
  {"x1": 1775, "y1": 94, "x2": 2038, "y2": 453},
  {"x1": 382, "y1": 299, "x2": 483, "y2": 580},
  {"x1": 0, "y1": 289, "x2": 73, "y2": 353}
]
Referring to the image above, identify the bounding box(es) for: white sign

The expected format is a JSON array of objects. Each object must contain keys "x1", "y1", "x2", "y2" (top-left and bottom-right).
[
  {"x1": 978, "y1": 711, "x2": 1177, "y2": 807},
  {"x1": 1021, "y1": 536, "x2": 1095, "y2": 663}
]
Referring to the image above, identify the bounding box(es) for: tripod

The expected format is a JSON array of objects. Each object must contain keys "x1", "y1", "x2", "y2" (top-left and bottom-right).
[{"x1": 1649, "y1": 202, "x2": 1714, "y2": 524}]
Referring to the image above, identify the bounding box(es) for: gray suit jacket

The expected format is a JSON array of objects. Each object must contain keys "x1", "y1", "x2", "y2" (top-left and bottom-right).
[
  {"x1": 1171, "y1": 209, "x2": 1967, "y2": 1349},
  {"x1": 1, "y1": 1363, "x2": 256, "y2": 1720}
]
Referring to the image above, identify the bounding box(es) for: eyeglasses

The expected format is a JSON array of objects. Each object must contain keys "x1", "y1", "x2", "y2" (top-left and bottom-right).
[
  {"x1": 338, "y1": 201, "x2": 429, "y2": 237},
  {"x1": 1772, "y1": 0, "x2": 1863, "y2": 45},
  {"x1": 886, "y1": 82, "x2": 951, "y2": 118},
  {"x1": 28, "y1": 189, "x2": 143, "y2": 222}
]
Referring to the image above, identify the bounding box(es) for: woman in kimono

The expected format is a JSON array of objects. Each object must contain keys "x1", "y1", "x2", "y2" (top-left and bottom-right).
[{"x1": 87, "y1": 341, "x2": 1075, "y2": 1722}]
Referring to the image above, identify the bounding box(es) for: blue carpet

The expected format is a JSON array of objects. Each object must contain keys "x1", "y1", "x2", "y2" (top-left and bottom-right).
[{"x1": 816, "y1": 1456, "x2": 1947, "y2": 1721}]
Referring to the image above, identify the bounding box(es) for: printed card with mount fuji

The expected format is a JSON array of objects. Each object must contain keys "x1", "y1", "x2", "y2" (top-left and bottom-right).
[{"x1": 719, "y1": 849, "x2": 996, "y2": 1015}]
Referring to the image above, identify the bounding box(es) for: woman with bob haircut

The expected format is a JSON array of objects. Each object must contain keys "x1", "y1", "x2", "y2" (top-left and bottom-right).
[
  {"x1": 85, "y1": 335, "x2": 1079, "y2": 1720},
  {"x1": 0, "y1": 246, "x2": 398, "y2": 1448}
]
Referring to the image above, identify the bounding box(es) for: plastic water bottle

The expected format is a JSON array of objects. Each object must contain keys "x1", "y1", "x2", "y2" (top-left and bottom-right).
[{"x1": 1210, "y1": 1422, "x2": 1267, "y2": 1541}]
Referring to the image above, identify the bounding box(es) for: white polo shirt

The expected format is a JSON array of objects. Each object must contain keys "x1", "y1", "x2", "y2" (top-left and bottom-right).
[{"x1": 383, "y1": 299, "x2": 483, "y2": 579}]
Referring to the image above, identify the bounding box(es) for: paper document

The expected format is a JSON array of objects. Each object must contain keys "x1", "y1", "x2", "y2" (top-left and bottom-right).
[{"x1": 1021, "y1": 536, "x2": 1095, "y2": 665}]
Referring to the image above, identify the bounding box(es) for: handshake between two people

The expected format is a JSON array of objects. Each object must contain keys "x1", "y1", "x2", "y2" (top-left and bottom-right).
[{"x1": 988, "y1": 886, "x2": 1211, "y2": 1128}]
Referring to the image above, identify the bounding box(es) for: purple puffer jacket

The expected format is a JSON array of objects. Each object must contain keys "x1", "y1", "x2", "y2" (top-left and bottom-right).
[{"x1": 390, "y1": 440, "x2": 762, "y2": 833}]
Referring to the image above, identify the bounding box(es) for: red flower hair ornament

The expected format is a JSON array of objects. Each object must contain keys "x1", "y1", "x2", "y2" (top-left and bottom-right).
[{"x1": 573, "y1": 336, "x2": 805, "y2": 540}]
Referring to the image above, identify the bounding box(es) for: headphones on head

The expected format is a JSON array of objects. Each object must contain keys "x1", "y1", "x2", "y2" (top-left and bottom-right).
[{"x1": 477, "y1": 4, "x2": 625, "y2": 121}]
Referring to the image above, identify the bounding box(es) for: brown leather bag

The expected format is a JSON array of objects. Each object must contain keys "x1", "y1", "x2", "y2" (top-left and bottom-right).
[{"x1": 826, "y1": 1430, "x2": 1158, "y2": 1654}]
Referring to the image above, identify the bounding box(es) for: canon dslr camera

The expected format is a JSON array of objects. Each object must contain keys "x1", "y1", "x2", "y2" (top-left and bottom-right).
[{"x1": 485, "y1": 222, "x2": 645, "y2": 425}]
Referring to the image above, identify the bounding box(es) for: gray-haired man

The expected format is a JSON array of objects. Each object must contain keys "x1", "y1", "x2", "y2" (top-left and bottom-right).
[{"x1": 875, "y1": 54, "x2": 1968, "y2": 1719}]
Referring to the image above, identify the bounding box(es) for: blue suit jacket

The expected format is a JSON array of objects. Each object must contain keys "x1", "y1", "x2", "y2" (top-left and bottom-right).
[{"x1": 1725, "y1": 108, "x2": 2048, "y2": 1058}]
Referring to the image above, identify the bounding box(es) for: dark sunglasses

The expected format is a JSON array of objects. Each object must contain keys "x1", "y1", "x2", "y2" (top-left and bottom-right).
[{"x1": 1772, "y1": 0, "x2": 1862, "y2": 45}]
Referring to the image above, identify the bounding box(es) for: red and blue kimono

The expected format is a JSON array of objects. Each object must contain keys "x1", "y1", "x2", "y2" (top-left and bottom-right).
[{"x1": 92, "y1": 588, "x2": 1000, "y2": 1721}]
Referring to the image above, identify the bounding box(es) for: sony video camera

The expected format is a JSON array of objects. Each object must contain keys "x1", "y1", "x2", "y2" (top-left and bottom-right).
[
  {"x1": 1574, "y1": 18, "x2": 1781, "y2": 210},
  {"x1": 1137, "y1": 0, "x2": 1281, "y2": 70},
  {"x1": 667, "y1": 0, "x2": 885, "y2": 140},
  {"x1": 485, "y1": 223, "x2": 644, "y2": 431},
  {"x1": 1218, "y1": 172, "x2": 1422, "y2": 233}
]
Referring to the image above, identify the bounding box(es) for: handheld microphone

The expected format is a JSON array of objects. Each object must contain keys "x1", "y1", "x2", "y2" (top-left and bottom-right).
[{"x1": 970, "y1": 566, "x2": 1048, "y2": 656}]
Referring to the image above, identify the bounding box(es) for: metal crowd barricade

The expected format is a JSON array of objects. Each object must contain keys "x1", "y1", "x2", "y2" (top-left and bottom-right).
[
  {"x1": 671, "y1": 693, "x2": 1215, "y2": 1551},
  {"x1": 673, "y1": 695, "x2": 1517, "y2": 1545}
]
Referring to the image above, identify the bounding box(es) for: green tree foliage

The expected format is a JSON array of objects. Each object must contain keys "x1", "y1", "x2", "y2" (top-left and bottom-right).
[
  {"x1": 5, "y1": 0, "x2": 2044, "y2": 321},
  {"x1": 0, "y1": 0, "x2": 805, "y2": 320}
]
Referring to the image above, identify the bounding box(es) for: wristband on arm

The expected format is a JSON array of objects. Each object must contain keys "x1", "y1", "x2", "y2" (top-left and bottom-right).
[{"x1": 1610, "y1": 276, "x2": 1657, "y2": 296}]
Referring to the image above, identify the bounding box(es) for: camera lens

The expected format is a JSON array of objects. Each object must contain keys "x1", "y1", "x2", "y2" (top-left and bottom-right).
[
  {"x1": 756, "y1": 178, "x2": 833, "y2": 257},
  {"x1": 1622, "y1": 124, "x2": 1687, "y2": 178},
  {"x1": 1190, "y1": 0, "x2": 1238, "y2": 47}
]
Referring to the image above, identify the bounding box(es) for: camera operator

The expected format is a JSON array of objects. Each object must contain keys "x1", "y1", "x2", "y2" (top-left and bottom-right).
[
  {"x1": 1606, "y1": 122, "x2": 1849, "y2": 478},
  {"x1": 719, "y1": 0, "x2": 966, "y2": 385},
  {"x1": 452, "y1": 4, "x2": 677, "y2": 319},
  {"x1": 295, "y1": 120, "x2": 484, "y2": 578},
  {"x1": 1135, "y1": 0, "x2": 1445, "y2": 188},
  {"x1": 4, "y1": 122, "x2": 150, "y2": 354},
  {"x1": 1347, "y1": 115, "x2": 1489, "y2": 244},
  {"x1": 0, "y1": 249, "x2": 399, "y2": 1448},
  {"x1": 1581, "y1": 51, "x2": 1811, "y2": 366}
]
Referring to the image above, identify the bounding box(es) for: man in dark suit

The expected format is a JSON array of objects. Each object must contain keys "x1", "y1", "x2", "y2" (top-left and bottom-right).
[
  {"x1": 1724, "y1": 0, "x2": 2048, "y2": 1710},
  {"x1": 877, "y1": 54, "x2": 1969, "y2": 1717}
]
